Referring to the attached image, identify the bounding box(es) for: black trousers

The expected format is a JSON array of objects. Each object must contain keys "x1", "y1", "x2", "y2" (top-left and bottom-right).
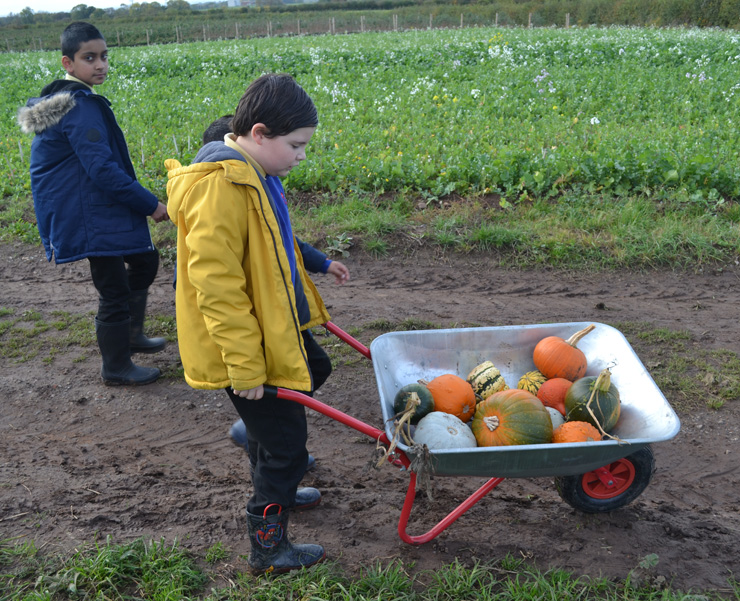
[
  {"x1": 88, "y1": 251, "x2": 160, "y2": 322},
  {"x1": 227, "y1": 329, "x2": 332, "y2": 514}
]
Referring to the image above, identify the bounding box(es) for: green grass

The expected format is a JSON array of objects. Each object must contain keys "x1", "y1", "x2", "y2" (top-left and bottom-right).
[
  {"x1": 0, "y1": 308, "x2": 176, "y2": 365},
  {"x1": 4, "y1": 26, "x2": 740, "y2": 267},
  {"x1": 2, "y1": 536, "x2": 736, "y2": 600}
]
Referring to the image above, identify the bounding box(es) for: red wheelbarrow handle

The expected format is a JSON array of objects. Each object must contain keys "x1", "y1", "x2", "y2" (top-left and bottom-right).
[
  {"x1": 262, "y1": 385, "x2": 399, "y2": 460},
  {"x1": 322, "y1": 321, "x2": 371, "y2": 359}
]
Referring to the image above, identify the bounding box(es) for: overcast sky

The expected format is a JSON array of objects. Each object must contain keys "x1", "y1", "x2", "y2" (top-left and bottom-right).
[{"x1": 0, "y1": 0, "x2": 132, "y2": 17}]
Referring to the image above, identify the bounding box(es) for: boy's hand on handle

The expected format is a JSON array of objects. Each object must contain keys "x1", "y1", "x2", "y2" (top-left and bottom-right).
[
  {"x1": 232, "y1": 385, "x2": 264, "y2": 400},
  {"x1": 150, "y1": 202, "x2": 169, "y2": 223},
  {"x1": 327, "y1": 261, "x2": 350, "y2": 285}
]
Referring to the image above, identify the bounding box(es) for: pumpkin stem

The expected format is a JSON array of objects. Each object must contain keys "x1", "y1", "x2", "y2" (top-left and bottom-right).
[
  {"x1": 595, "y1": 368, "x2": 612, "y2": 392},
  {"x1": 585, "y1": 368, "x2": 624, "y2": 443},
  {"x1": 566, "y1": 324, "x2": 595, "y2": 348},
  {"x1": 380, "y1": 393, "x2": 421, "y2": 469},
  {"x1": 482, "y1": 415, "x2": 500, "y2": 432}
]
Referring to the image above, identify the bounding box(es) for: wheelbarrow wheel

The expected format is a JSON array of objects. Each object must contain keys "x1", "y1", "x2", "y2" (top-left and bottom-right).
[{"x1": 554, "y1": 446, "x2": 655, "y2": 513}]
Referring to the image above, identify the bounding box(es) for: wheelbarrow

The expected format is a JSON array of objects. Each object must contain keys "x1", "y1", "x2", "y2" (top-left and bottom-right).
[{"x1": 265, "y1": 321, "x2": 680, "y2": 545}]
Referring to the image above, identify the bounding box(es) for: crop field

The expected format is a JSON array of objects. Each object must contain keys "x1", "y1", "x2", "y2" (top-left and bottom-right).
[{"x1": 2, "y1": 25, "x2": 740, "y2": 204}]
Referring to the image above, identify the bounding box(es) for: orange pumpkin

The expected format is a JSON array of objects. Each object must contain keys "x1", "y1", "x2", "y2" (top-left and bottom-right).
[
  {"x1": 552, "y1": 421, "x2": 602, "y2": 443},
  {"x1": 536, "y1": 377, "x2": 572, "y2": 416},
  {"x1": 533, "y1": 325, "x2": 595, "y2": 381},
  {"x1": 424, "y1": 373, "x2": 477, "y2": 422}
]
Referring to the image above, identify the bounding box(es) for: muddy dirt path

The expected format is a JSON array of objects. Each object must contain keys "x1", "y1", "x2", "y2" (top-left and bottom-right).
[{"x1": 1, "y1": 241, "x2": 738, "y2": 595}]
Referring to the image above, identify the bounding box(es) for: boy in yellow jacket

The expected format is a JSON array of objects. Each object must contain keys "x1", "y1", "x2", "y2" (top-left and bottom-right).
[{"x1": 165, "y1": 74, "x2": 349, "y2": 574}]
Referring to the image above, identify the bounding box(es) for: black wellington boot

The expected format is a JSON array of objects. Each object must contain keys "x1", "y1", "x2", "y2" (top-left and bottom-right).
[
  {"x1": 246, "y1": 505, "x2": 325, "y2": 575},
  {"x1": 129, "y1": 289, "x2": 166, "y2": 354},
  {"x1": 96, "y1": 318, "x2": 161, "y2": 386}
]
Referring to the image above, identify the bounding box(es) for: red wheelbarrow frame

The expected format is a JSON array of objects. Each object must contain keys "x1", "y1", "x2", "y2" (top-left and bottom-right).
[{"x1": 263, "y1": 321, "x2": 508, "y2": 545}]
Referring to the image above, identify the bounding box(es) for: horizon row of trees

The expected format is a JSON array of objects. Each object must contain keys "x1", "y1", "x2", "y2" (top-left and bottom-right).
[{"x1": 2, "y1": 0, "x2": 740, "y2": 52}]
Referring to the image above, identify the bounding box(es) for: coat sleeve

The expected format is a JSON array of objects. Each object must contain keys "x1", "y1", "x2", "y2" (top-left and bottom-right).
[
  {"x1": 62, "y1": 96, "x2": 158, "y2": 216},
  {"x1": 296, "y1": 236, "x2": 330, "y2": 273},
  {"x1": 182, "y1": 176, "x2": 267, "y2": 389}
]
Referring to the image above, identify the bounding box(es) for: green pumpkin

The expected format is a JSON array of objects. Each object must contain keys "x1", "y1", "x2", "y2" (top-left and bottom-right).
[
  {"x1": 392, "y1": 383, "x2": 435, "y2": 424},
  {"x1": 466, "y1": 361, "x2": 508, "y2": 401},
  {"x1": 564, "y1": 368, "x2": 621, "y2": 432},
  {"x1": 471, "y1": 389, "x2": 553, "y2": 447}
]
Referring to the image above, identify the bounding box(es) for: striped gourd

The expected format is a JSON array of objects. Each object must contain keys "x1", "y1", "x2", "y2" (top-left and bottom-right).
[
  {"x1": 517, "y1": 370, "x2": 547, "y2": 395},
  {"x1": 466, "y1": 361, "x2": 508, "y2": 401}
]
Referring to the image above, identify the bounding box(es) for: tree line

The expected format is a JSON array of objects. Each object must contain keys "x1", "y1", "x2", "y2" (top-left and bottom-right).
[{"x1": 2, "y1": 0, "x2": 739, "y2": 52}]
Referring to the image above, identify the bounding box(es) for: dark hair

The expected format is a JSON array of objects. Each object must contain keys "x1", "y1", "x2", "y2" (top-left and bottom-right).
[
  {"x1": 231, "y1": 74, "x2": 318, "y2": 138},
  {"x1": 61, "y1": 22, "x2": 105, "y2": 59},
  {"x1": 202, "y1": 115, "x2": 234, "y2": 145}
]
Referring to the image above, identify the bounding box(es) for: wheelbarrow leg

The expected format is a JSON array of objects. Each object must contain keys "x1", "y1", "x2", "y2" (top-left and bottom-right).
[{"x1": 398, "y1": 473, "x2": 506, "y2": 545}]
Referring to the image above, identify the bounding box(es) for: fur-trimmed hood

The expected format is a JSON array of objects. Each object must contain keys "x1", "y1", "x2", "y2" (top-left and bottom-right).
[
  {"x1": 17, "y1": 80, "x2": 93, "y2": 135},
  {"x1": 18, "y1": 92, "x2": 77, "y2": 135}
]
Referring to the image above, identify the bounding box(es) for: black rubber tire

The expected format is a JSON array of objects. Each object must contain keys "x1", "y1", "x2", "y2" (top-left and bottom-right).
[{"x1": 554, "y1": 445, "x2": 655, "y2": 513}]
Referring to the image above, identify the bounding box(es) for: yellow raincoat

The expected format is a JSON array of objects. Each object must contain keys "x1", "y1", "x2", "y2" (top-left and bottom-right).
[{"x1": 165, "y1": 142, "x2": 330, "y2": 392}]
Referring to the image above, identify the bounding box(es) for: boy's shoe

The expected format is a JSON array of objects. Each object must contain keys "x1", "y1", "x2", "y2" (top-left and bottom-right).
[
  {"x1": 294, "y1": 487, "x2": 321, "y2": 511},
  {"x1": 229, "y1": 418, "x2": 316, "y2": 471},
  {"x1": 96, "y1": 318, "x2": 160, "y2": 386},
  {"x1": 246, "y1": 506, "x2": 325, "y2": 575},
  {"x1": 128, "y1": 289, "x2": 166, "y2": 354}
]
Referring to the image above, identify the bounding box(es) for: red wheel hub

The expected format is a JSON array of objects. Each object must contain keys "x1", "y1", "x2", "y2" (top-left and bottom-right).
[{"x1": 580, "y1": 459, "x2": 636, "y2": 499}]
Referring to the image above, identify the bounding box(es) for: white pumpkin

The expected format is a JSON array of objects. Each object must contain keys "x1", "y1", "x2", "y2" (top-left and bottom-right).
[
  {"x1": 546, "y1": 407, "x2": 565, "y2": 430},
  {"x1": 412, "y1": 411, "x2": 478, "y2": 450}
]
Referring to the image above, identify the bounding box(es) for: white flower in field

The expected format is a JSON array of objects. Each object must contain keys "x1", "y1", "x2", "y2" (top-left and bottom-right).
[
  {"x1": 590, "y1": 117, "x2": 600, "y2": 125},
  {"x1": 202, "y1": 97, "x2": 212, "y2": 105},
  {"x1": 471, "y1": 89, "x2": 481, "y2": 99}
]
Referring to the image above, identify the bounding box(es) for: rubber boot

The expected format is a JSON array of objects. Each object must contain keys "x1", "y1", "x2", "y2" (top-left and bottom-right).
[
  {"x1": 246, "y1": 505, "x2": 325, "y2": 575},
  {"x1": 129, "y1": 289, "x2": 166, "y2": 354},
  {"x1": 96, "y1": 318, "x2": 161, "y2": 386},
  {"x1": 230, "y1": 418, "x2": 316, "y2": 471}
]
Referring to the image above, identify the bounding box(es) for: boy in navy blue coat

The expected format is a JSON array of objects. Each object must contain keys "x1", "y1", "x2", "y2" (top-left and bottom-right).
[{"x1": 18, "y1": 22, "x2": 169, "y2": 386}]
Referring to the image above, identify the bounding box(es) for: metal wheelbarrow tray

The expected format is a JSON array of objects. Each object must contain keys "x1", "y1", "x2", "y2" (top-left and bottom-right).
[{"x1": 272, "y1": 321, "x2": 680, "y2": 545}]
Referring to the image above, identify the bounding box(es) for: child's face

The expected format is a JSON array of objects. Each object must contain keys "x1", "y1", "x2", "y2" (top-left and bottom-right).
[
  {"x1": 61, "y1": 39, "x2": 109, "y2": 87},
  {"x1": 258, "y1": 127, "x2": 316, "y2": 177}
]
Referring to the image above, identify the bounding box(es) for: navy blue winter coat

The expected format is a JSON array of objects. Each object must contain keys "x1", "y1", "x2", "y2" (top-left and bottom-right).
[{"x1": 18, "y1": 80, "x2": 158, "y2": 264}]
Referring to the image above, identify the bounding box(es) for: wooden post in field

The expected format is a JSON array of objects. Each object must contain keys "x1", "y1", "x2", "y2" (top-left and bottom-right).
[
  {"x1": 460, "y1": 13, "x2": 464, "y2": 28},
  {"x1": 203, "y1": 24, "x2": 207, "y2": 42},
  {"x1": 18, "y1": 141, "x2": 24, "y2": 163},
  {"x1": 146, "y1": 29, "x2": 150, "y2": 45},
  {"x1": 393, "y1": 14, "x2": 398, "y2": 31},
  {"x1": 116, "y1": 30, "x2": 121, "y2": 46},
  {"x1": 528, "y1": 13, "x2": 532, "y2": 28},
  {"x1": 330, "y1": 17, "x2": 335, "y2": 34},
  {"x1": 429, "y1": 14, "x2": 433, "y2": 29},
  {"x1": 5, "y1": 155, "x2": 16, "y2": 178},
  {"x1": 495, "y1": 13, "x2": 498, "y2": 26},
  {"x1": 297, "y1": 19, "x2": 301, "y2": 35},
  {"x1": 361, "y1": 15, "x2": 365, "y2": 32},
  {"x1": 566, "y1": 13, "x2": 570, "y2": 28},
  {"x1": 172, "y1": 135, "x2": 179, "y2": 156},
  {"x1": 6, "y1": 38, "x2": 10, "y2": 52},
  {"x1": 235, "y1": 22, "x2": 239, "y2": 39}
]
